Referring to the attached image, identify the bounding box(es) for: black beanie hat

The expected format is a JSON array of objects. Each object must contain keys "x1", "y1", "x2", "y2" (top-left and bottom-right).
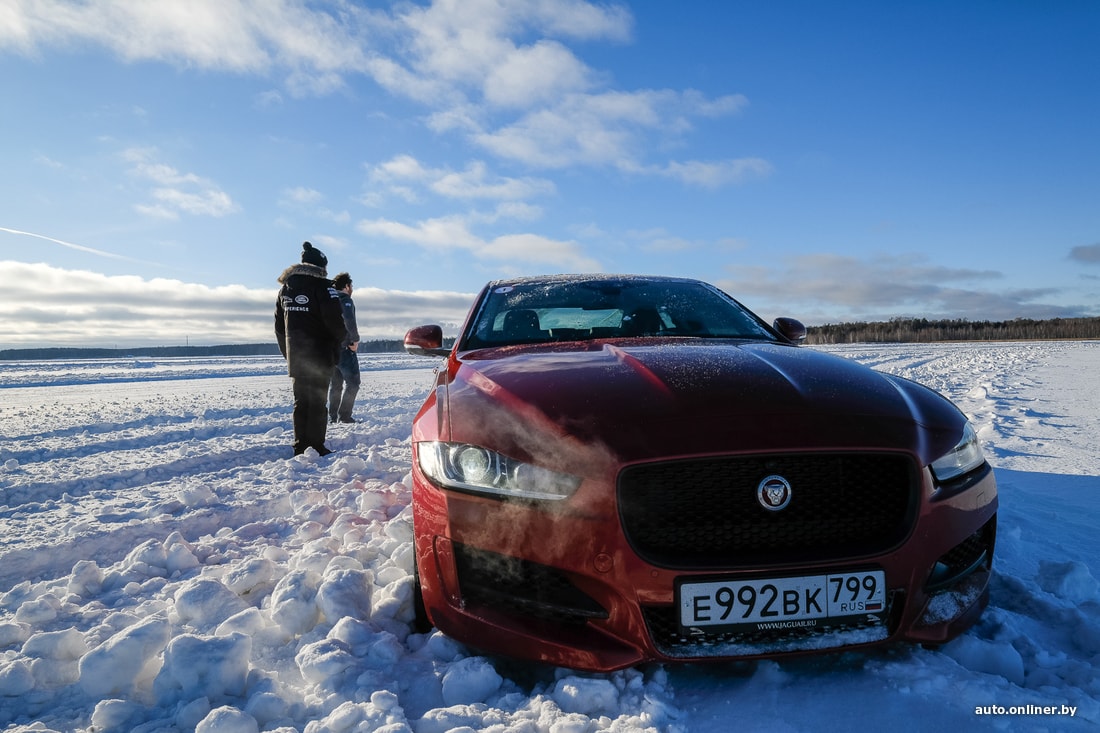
[{"x1": 301, "y1": 241, "x2": 328, "y2": 268}]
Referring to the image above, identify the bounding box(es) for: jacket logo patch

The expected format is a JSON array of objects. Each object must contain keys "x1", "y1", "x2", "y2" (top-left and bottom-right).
[{"x1": 295, "y1": 295, "x2": 310, "y2": 305}]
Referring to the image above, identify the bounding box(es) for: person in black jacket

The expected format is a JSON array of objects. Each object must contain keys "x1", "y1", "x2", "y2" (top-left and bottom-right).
[
  {"x1": 327, "y1": 271, "x2": 361, "y2": 423},
  {"x1": 275, "y1": 242, "x2": 347, "y2": 456}
]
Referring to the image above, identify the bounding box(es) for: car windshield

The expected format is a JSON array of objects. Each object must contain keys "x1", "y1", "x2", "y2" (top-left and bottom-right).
[{"x1": 460, "y1": 277, "x2": 777, "y2": 349}]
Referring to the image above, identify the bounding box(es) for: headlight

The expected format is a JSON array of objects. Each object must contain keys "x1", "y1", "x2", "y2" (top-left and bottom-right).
[
  {"x1": 417, "y1": 441, "x2": 581, "y2": 501},
  {"x1": 930, "y1": 422, "x2": 986, "y2": 482}
]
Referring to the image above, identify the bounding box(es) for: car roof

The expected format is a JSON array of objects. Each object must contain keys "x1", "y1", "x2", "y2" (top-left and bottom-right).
[{"x1": 484, "y1": 273, "x2": 707, "y2": 289}]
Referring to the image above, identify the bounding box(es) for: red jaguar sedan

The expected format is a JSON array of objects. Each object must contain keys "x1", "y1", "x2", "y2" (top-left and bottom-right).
[{"x1": 403, "y1": 274, "x2": 997, "y2": 672}]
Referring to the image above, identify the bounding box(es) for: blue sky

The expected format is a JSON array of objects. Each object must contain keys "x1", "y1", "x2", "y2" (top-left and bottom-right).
[{"x1": 2, "y1": 0, "x2": 1099, "y2": 348}]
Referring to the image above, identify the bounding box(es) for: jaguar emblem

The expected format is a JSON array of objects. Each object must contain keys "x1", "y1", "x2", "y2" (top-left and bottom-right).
[{"x1": 757, "y1": 475, "x2": 792, "y2": 512}]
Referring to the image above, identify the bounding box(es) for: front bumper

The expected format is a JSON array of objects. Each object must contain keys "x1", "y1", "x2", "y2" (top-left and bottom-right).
[{"x1": 411, "y1": 453, "x2": 998, "y2": 672}]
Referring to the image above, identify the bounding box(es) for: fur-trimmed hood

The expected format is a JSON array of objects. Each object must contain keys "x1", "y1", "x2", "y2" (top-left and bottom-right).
[{"x1": 278, "y1": 262, "x2": 328, "y2": 283}]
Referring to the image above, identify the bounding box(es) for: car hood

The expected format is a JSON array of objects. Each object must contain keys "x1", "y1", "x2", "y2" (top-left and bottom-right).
[{"x1": 442, "y1": 340, "x2": 965, "y2": 468}]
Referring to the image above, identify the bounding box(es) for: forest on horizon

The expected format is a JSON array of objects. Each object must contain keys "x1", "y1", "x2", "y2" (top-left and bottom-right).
[{"x1": 803, "y1": 316, "x2": 1100, "y2": 344}]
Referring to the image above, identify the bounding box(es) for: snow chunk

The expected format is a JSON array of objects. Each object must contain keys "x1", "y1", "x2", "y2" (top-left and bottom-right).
[
  {"x1": 440, "y1": 657, "x2": 503, "y2": 706},
  {"x1": 79, "y1": 615, "x2": 171, "y2": 696},
  {"x1": 943, "y1": 635, "x2": 1026, "y2": 686},
  {"x1": 243, "y1": 691, "x2": 289, "y2": 728},
  {"x1": 424, "y1": 632, "x2": 464, "y2": 662},
  {"x1": 67, "y1": 560, "x2": 103, "y2": 597},
  {"x1": 316, "y1": 567, "x2": 373, "y2": 624},
  {"x1": 305, "y1": 694, "x2": 412, "y2": 733},
  {"x1": 1039, "y1": 559, "x2": 1099, "y2": 603},
  {"x1": 179, "y1": 696, "x2": 213, "y2": 730},
  {"x1": 15, "y1": 592, "x2": 61, "y2": 625},
  {"x1": 123, "y1": 539, "x2": 169, "y2": 580},
  {"x1": 270, "y1": 569, "x2": 322, "y2": 637},
  {"x1": 296, "y1": 638, "x2": 356, "y2": 685},
  {"x1": 0, "y1": 621, "x2": 31, "y2": 648},
  {"x1": 21, "y1": 627, "x2": 88, "y2": 687},
  {"x1": 181, "y1": 484, "x2": 218, "y2": 507},
  {"x1": 173, "y1": 578, "x2": 249, "y2": 631},
  {"x1": 165, "y1": 533, "x2": 202, "y2": 575},
  {"x1": 196, "y1": 705, "x2": 260, "y2": 733},
  {"x1": 416, "y1": 704, "x2": 507, "y2": 733},
  {"x1": 552, "y1": 675, "x2": 620, "y2": 716},
  {"x1": 328, "y1": 617, "x2": 403, "y2": 669},
  {"x1": 215, "y1": 607, "x2": 268, "y2": 638},
  {"x1": 90, "y1": 699, "x2": 144, "y2": 732},
  {"x1": 0, "y1": 659, "x2": 35, "y2": 696},
  {"x1": 153, "y1": 632, "x2": 252, "y2": 705},
  {"x1": 333, "y1": 455, "x2": 369, "y2": 477},
  {"x1": 223, "y1": 558, "x2": 278, "y2": 597}
]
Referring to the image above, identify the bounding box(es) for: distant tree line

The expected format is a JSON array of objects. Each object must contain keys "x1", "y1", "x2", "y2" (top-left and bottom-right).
[
  {"x1": 0, "y1": 340, "x2": 411, "y2": 361},
  {"x1": 3, "y1": 319, "x2": 1097, "y2": 360},
  {"x1": 806, "y1": 317, "x2": 1100, "y2": 345}
]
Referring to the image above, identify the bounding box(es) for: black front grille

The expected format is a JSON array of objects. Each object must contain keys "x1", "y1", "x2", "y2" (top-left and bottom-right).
[{"x1": 618, "y1": 453, "x2": 918, "y2": 568}]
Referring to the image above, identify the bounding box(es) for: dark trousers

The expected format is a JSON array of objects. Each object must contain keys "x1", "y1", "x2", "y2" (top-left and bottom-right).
[
  {"x1": 328, "y1": 348, "x2": 361, "y2": 422},
  {"x1": 292, "y1": 372, "x2": 331, "y2": 454}
]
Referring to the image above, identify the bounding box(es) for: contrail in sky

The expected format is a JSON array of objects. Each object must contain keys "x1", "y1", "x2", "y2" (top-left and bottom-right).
[{"x1": 0, "y1": 227, "x2": 132, "y2": 260}]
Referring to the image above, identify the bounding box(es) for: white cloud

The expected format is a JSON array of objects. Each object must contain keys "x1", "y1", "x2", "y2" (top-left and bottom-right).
[
  {"x1": 308, "y1": 234, "x2": 349, "y2": 255},
  {"x1": 123, "y1": 148, "x2": 238, "y2": 220},
  {"x1": 356, "y1": 215, "x2": 599, "y2": 271},
  {"x1": 393, "y1": 0, "x2": 628, "y2": 93},
  {"x1": 483, "y1": 40, "x2": 594, "y2": 109},
  {"x1": 357, "y1": 214, "x2": 482, "y2": 251},
  {"x1": 146, "y1": 187, "x2": 238, "y2": 218},
  {"x1": 682, "y1": 90, "x2": 750, "y2": 117},
  {"x1": 372, "y1": 154, "x2": 431, "y2": 182},
  {"x1": 477, "y1": 202, "x2": 544, "y2": 223},
  {"x1": 282, "y1": 187, "x2": 323, "y2": 204},
  {"x1": 478, "y1": 233, "x2": 599, "y2": 269},
  {"x1": 1070, "y1": 242, "x2": 1100, "y2": 264},
  {"x1": 532, "y1": 0, "x2": 634, "y2": 41},
  {"x1": 659, "y1": 158, "x2": 774, "y2": 188},
  {"x1": 716, "y1": 253, "x2": 1086, "y2": 323},
  {"x1": 632, "y1": 230, "x2": 696, "y2": 254},
  {"x1": 254, "y1": 88, "x2": 284, "y2": 107},
  {"x1": 279, "y1": 187, "x2": 349, "y2": 222},
  {"x1": 0, "y1": 260, "x2": 474, "y2": 348},
  {"x1": 431, "y1": 162, "x2": 555, "y2": 200},
  {"x1": 34, "y1": 155, "x2": 64, "y2": 169},
  {"x1": 377, "y1": 2, "x2": 758, "y2": 179},
  {"x1": 368, "y1": 156, "x2": 555, "y2": 202},
  {"x1": 5, "y1": 1, "x2": 755, "y2": 181},
  {"x1": 473, "y1": 101, "x2": 631, "y2": 168},
  {"x1": 472, "y1": 89, "x2": 750, "y2": 172},
  {"x1": 4, "y1": 0, "x2": 373, "y2": 95}
]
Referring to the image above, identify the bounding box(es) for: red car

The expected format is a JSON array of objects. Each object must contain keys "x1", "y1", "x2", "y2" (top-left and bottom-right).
[{"x1": 403, "y1": 274, "x2": 997, "y2": 672}]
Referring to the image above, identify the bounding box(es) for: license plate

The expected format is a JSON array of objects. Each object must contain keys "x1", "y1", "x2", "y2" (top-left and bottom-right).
[{"x1": 678, "y1": 570, "x2": 887, "y2": 633}]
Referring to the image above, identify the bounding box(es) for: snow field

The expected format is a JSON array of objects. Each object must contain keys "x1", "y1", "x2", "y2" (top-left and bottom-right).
[{"x1": 0, "y1": 344, "x2": 1097, "y2": 732}]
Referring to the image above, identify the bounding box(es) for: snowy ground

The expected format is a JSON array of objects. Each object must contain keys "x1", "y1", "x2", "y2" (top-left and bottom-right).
[{"x1": 0, "y1": 342, "x2": 1097, "y2": 732}]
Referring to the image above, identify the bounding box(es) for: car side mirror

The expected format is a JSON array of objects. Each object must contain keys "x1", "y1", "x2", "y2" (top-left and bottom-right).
[
  {"x1": 773, "y1": 317, "x2": 807, "y2": 344},
  {"x1": 404, "y1": 325, "x2": 451, "y2": 357}
]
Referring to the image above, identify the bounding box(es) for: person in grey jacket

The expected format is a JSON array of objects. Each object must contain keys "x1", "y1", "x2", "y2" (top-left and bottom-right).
[
  {"x1": 275, "y1": 242, "x2": 347, "y2": 456},
  {"x1": 328, "y1": 271, "x2": 361, "y2": 423}
]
